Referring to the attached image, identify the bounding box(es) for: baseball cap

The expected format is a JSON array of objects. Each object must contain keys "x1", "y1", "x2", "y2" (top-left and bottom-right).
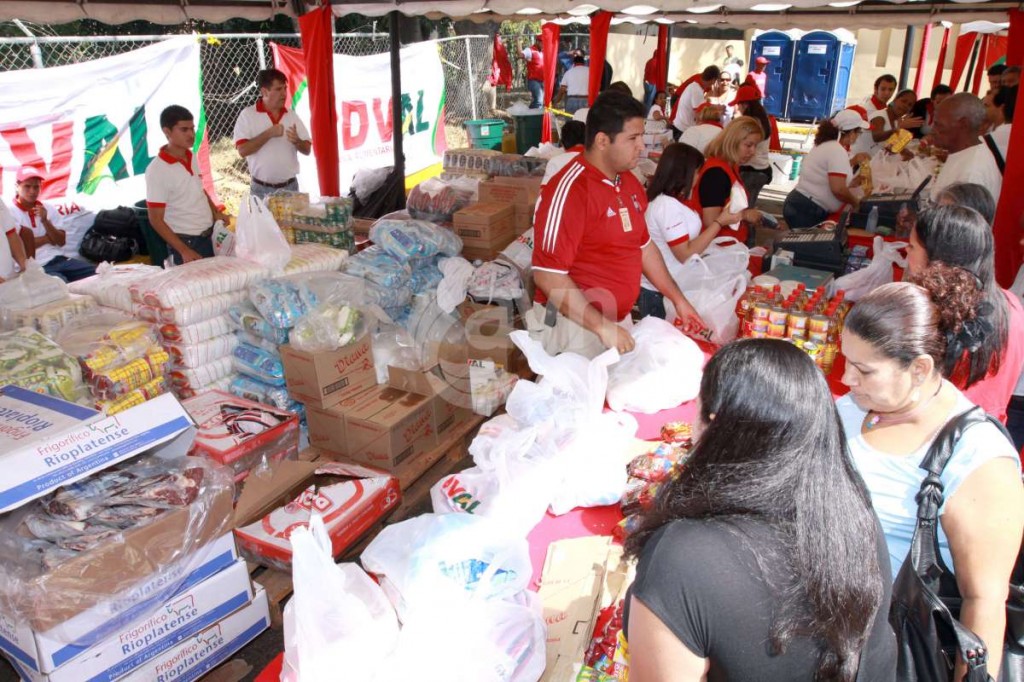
[
  {"x1": 16, "y1": 167, "x2": 44, "y2": 183},
  {"x1": 755, "y1": 56, "x2": 770, "y2": 65},
  {"x1": 832, "y1": 109, "x2": 870, "y2": 131},
  {"x1": 729, "y1": 84, "x2": 762, "y2": 106}
]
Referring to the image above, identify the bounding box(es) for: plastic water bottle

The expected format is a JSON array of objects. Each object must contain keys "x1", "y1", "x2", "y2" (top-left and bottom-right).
[{"x1": 865, "y1": 205, "x2": 879, "y2": 234}]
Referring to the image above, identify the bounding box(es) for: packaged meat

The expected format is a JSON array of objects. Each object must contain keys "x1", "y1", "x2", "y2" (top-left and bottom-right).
[
  {"x1": 128, "y1": 256, "x2": 270, "y2": 308},
  {"x1": 234, "y1": 461, "x2": 399, "y2": 571},
  {"x1": 0, "y1": 328, "x2": 85, "y2": 402},
  {"x1": 406, "y1": 177, "x2": 474, "y2": 224},
  {"x1": 284, "y1": 242, "x2": 349, "y2": 275},
  {"x1": 165, "y1": 333, "x2": 239, "y2": 369},
  {"x1": 248, "y1": 278, "x2": 317, "y2": 330},
  {"x1": 135, "y1": 290, "x2": 248, "y2": 326},
  {"x1": 68, "y1": 263, "x2": 163, "y2": 312},
  {"x1": 232, "y1": 342, "x2": 286, "y2": 386},
  {"x1": 159, "y1": 314, "x2": 233, "y2": 345},
  {"x1": 228, "y1": 300, "x2": 291, "y2": 344},
  {"x1": 0, "y1": 454, "x2": 234, "y2": 644},
  {"x1": 168, "y1": 356, "x2": 234, "y2": 393},
  {"x1": 183, "y1": 390, "x2": 300, "y2": 483},
  {"x1": 343, "y1": 245, "x2": 412, "y2": 289},
  {"x1": 369, "y1": 219, "x2": 463, "y2": 262},
  {"x1": 0, "y1": 294, "x2": 96, "y2": 338}
]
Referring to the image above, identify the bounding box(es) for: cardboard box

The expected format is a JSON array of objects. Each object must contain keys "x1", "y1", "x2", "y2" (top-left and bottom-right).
[
  {"x1": 307, "y1": 386, "x2": 437, "y2": 470},
  {"x1": 234, "y1": 461, "x2": 399, "y2": 570},
  {"x1": 512, "y1": 205, "x2": 533, "y2": 235},
  {"x1": 453, "y1": 202, "x2": 514, "y2": 247},
  {"x1": 279, "y1": 336, "x2": 376, "y2": 409},
  {"x1": 0, "y1": 533, "x2": 238, "y2": 677},
  {"x1": 116, "y1": 587, "x2": 270, "y2": 682},
  {"x1": 464, "y1": 305, "x2": 528, "y2": 375},
  {"x1": 386, "y1": 366, "x2": 475, "y2": 441},
  {"x1": 0, "y1": 386, "x2": 194, "y2": 514},
  {"x1": 461, "y1": 239, "x2": 516, "y2": 263},
  {"x1": 477, "y1": 176, "x2": 542, "y2": 207},
  {"x1": 6, "y1": 558, "x2": 252, "y2": 681},
  {"x1": 183, "y1": 390, "x2": 299, "y2": 484}
]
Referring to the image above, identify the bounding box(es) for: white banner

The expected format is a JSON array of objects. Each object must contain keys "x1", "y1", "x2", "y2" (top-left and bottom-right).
[
  {"x1": 277, "y1": 40, "x2": 448, "y2": 197},
  {"x1": 0, "y1": 36, "x2": 207, "y2": 208}
]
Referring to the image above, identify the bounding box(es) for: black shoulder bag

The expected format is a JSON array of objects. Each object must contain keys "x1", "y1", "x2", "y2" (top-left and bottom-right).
[{"x1": 889, "y1": 406, "x2": 1024, "y2": 682}]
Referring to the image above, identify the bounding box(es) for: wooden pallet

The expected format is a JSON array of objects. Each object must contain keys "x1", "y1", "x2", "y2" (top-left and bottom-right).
[{"x1": 246, "y1": 413, "x2": 484, "y2": 627}]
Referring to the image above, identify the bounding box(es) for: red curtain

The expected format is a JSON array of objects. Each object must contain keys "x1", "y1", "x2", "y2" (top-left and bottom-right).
[
  {"x1": 1009, "y1": 10, "x2": 1024, "y2": 67},
  {"x1": 298, "y1": 5, "x2": 339, "y2": 197},
  {"x1": 656, "y1": 25, "x2": 669, "y2": 90},
  {"x1": 993, "y1": 22, "x2": 1024, "y2": 287},
  {"x1": 492, "y1": 34, "x2": 512, "y2": 90},
  {"x1": 949, "y1": 32, "x2": 978, "y2": 90},
  {"x1": 541, "y1": 23, "x2": 560, "y2": 143},
  {"x1": 913, "y1": 23, "x2": 932, "y2": 95},
  {"x1": 588, "y1": 11, "x2": 612, "y2": 106},
  {"x1": 932, "y1": 26, "x2": 950, "y2": 90}
]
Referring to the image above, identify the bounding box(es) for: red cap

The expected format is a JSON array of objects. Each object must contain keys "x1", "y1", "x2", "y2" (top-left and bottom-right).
[
  {"x1": 755, "y1": 56, "x2": 770, "y2": 65},
  {"x1": 16, "y1": 167, "x2": 44, "y2": 183},
  {"x1": 729, "y1": 84, "x2": 762, "y2": 106}
]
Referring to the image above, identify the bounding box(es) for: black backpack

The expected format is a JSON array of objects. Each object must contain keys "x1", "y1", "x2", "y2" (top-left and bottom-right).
[{"x1": 79, "y1": 206, "x2": 145, "y2": 263}]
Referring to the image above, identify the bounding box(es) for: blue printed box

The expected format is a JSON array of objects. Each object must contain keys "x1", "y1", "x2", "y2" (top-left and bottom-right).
[
  {"x1": 0, "y1": 386, "x2": 196, "y2": 514},
  {"x1": 4, "y1": 554, "x2": 250, "y2": 681}
]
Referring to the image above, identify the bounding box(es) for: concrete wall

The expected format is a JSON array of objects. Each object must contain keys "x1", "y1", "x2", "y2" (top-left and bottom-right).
[{"x1": 604, "y1": 24, "x2": 973, "y2": 115}]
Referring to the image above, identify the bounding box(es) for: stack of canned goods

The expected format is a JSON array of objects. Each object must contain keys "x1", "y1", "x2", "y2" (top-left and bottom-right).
[
  {"x1": 266, "y1": 191, "x2": 310, "y2": 244},
  {"x1": 287, "y1": 197, "x2": 355, "y2": 253}
]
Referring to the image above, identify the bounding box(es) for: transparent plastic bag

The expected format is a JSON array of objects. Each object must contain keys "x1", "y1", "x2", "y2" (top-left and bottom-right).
[
  {"x1": 284, "y1": 243, "x2": 349, "y2": 275},
  {"x1": 406, "y1": 177, "x2": 475, "y2": 224},
  {"x1": 344, "y1": 245, "x2": 413, "y2": 289},
  {"x1": 0, "y1": 259, "x2": 68, "y2": 311},
  {"x1": 606, "y1": 316, "x2": 704, "y2": 413},
  {"x1": 68, "y1": 263, "x2": 161, "y2": 312},
  {"x1": 135, "y1": 290, "x2": 248, "y2": 327},
  {"x1": 128, "y1": 256, "x2": 269, "y2": 308},
  {"x1": 0, "y1": 454, "x2": 233, "y2": 648},
  {"x1": 832, "y1": 236, "x2": 907, "y2": 301},
  {"x1": 229, "y1": 300, "x2": 292, "y2": 344},
  {"x1": 290, "y1": 302, "x2": 367, "y2": 353},
  {"x1": 229, "y1": 375, "x2": 298, "y2": 412},
  {"x1": 368, "y1": 220, "x2": 463, "y2": 263},
  {"x1": 165, "y1": 334, "x2": 238, "y2": 370},
  {"x1": 232, "y1": 342, "x2": 286, "y2": 386},
  {"x1": 282, "y1": 516, "x2": 400, "y2": 682},
  {"x1": 248, "y1": 278, "x2": 318, "y2": 330},
  {"x1": 158, "y1": 314, "x2": 233, "y2": 345},
  {"x1": 168, "y1": 356, "x2": 234, "y2": 393},
  {"x1": 0, "y1": 327, "x2": 85, "y2": 402}
]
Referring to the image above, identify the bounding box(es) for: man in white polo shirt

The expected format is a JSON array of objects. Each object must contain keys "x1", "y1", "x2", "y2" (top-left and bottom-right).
[
  {"x1": 554, "y1": 54, "x2": 591, "y2": 115},
  {"x1": 146, "y1": 105, "x2": 227, "y2": 265},
  {"x1": 234, "y1": 69, "x2": 311, "y2": 199}
]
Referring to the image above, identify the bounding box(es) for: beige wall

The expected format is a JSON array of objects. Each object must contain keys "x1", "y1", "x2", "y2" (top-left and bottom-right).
[{"x1": 605, "y1": 25, "x2": 969, "y2": 114}]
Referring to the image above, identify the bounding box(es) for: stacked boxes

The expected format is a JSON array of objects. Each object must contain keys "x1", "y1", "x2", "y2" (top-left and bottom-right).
[
  {"x1": 477, "y1": 176, "x2": 542, "y2": 236},
  {"x1": 453, "y1": 202, "x2": 515, "y2": 262}
]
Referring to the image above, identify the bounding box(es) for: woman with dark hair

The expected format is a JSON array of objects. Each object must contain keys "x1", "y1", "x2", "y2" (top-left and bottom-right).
[
  {"x1": 638, "y1": 143, "x2": 741, "y2": 318},
  {"x1": 783, "y1": 110, "x2": 868, "y2": 229},
  {"x1": 625, "y1": 339, "x2": 895, "y2": 681},
  {"x1": 850, "y1": 88, "x2": 922, "y2": 157},
  {"x1": 690, "y1": 115, "x2": 765, "y2": 245},
  {"x1": 839, "y1": 273, "x2": 1024, "y2": 680},
  {"x1": 932, "y1": 181, "x2": 996, "y2": 223},
  {"x1": 731, "y1": 84, "x2": 781, "y2": 205},
  {"x1": 904, "y1": 204, "x2": 1024, "y2": 422}
]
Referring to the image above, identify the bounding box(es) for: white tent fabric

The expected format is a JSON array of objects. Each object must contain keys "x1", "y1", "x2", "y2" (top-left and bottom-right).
[{"x1": 0, "y1": 0, "x2": 1013, "y2": 28}]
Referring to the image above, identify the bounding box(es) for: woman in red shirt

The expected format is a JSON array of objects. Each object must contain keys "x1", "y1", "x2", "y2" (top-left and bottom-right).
[{"x1": 904, "y1": 204, "x2": 1024, "y2": 422}]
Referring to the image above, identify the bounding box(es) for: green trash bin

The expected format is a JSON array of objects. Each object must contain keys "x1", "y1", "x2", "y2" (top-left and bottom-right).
[
  {"x1": 513, "y1": 114, "x2": 544, "y2": 154},
  {"x1": 464, "y1": 119, "x2": 505, "y2": 151},
  {"x1": 133, "y1": 199, "x2": 169, "y2": 267}
]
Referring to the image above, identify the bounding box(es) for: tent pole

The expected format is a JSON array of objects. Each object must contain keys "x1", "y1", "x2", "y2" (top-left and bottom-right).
[
  {"x1": 932, "y1": 25, "x2": 950, "y2": 91},
  {"x1": 963, "y1": 36, "x2": 981, "y2": 92},
  {"x1": 898, "y1": 26, "x2": 916, "y2": 90},
  {"x1": 389, "y1": 10, "x2": 405, "y2": 202}
]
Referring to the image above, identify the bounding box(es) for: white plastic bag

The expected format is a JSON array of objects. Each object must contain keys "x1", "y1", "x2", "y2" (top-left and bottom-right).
[
  {"x1": 832, "y1": 236, "x2": 907, "y2": 301},
  {"x1": 546, "y1": 410, "x2": 637, "y2": 515},
  {"x1": 235, "y1": 194, "x2": 290, "y2": 272},
  {"x1": 672, "y1": 272, "x2": 748, "y2": 345},
  {"x1": 0, "y1": 259, "x2": 68, "y2": 310},
  {"x1": 360, "y1": 513, "x2": 531, "y2": 621},
  {"x1": 670, "y1": 236, "x2": 749, "y2": 295},
  {"x1": 211, "y1": 219, "x2": 234, "y2": 257},
  {"x1": 606, "y1": 316, "x2": 704, "y2": 412},
  {"x1": 281, "y1": 515, "x2": 400, "y2": 682}
]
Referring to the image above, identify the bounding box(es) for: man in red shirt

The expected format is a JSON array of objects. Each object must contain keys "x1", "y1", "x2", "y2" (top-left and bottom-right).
[
  {"x1": 522, "y1": 37, "x2": 545, "y2": 110},
  {"x1": 745, "y1": 56, "x2": 769, "y2": 98},
  {"x1": 643, "y1": 56, "x2": 659, "y2": 113},
  {"x1": 529, "y1": 92, "x2": 704, "y2": 358}
]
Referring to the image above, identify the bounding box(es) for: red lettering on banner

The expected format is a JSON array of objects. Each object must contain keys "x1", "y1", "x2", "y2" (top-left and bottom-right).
[
  {"x1": 372, "y1": 98, "x2": 393, "y2": 143},
  {"x1": 341, "y1": 101, "x2": 368, "y2": 150},
  {"x1": 0, "y1": 121, "x2": 74, "y2": 199}
]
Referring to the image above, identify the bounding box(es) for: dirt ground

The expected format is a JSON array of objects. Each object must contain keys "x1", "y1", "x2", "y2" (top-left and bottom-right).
[{"x1": 210, "y1": 136, "x2": 251, "y2": 215}]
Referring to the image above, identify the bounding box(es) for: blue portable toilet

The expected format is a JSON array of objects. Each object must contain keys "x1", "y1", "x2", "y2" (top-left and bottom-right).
[
  {"x1": 750, "y1": 30, "x2": 796, "y2": 119},
  {"x1": 788, "y1": 30, "x2": 857, "y2": 122}
]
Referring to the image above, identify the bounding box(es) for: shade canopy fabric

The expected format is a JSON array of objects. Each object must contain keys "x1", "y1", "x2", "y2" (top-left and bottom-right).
[{"x1": 0, "y1": 0, "x2": 1017, "y2": 30}]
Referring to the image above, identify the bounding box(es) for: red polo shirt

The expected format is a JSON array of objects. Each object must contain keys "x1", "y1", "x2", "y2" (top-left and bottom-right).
[{"x1": 532, "y1": 156, "x2": 651, "y2": 321}]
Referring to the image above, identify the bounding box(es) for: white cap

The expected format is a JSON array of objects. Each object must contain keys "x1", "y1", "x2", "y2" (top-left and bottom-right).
[{"x1": 831, "y1": 109, "x2": 870, "y2": 131}]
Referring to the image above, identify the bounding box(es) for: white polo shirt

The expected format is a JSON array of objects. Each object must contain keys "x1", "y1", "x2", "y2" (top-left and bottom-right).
[
  {"x1": 233, "y1": 100, "x2": 309, "y2": 185},
  {"x1": 930, "y1": 142, "x2": 1003, "y2": 204},
  {"x1": 145, "y1": 146, "x2": 213, "y2": 237},
  {"x1": 0, "y1": 199, "x2": 17, "y2": 279},
  {"x1": 8, "y1": 197, "x2": 63, "y2": 265},
  {"x1": 672, "y1": 81, "x2": 707, "y2": 133},
  {"x1": 560, "y1": 65, "x2": 590, "y2": 97},
  {"x1": 794, "y1": 139, "x2": 852, "y2": 213}
]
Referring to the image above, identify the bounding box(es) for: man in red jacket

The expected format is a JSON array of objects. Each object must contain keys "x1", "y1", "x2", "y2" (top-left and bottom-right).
[{"x1": 522, "y1": 37, "x2": 545, "y2": 109}]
